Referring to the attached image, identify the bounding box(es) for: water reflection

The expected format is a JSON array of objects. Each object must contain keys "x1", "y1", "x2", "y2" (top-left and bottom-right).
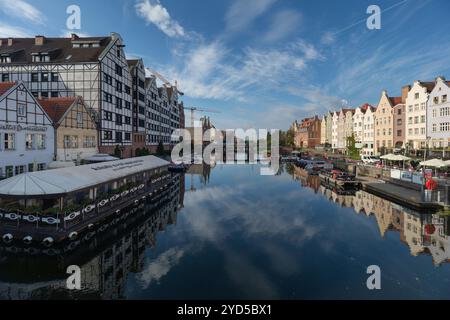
[
  {"x1": 0, "y1": 175, "x2": 185, "y2": 299},
  {"x1": 289, "y1": 165, "x2": 450, "y2": 267}
]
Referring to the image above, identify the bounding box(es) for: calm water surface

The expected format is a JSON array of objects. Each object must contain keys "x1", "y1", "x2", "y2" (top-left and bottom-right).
[{"x1": 1, "y1": 163, "x2": 450, "y2": 299}]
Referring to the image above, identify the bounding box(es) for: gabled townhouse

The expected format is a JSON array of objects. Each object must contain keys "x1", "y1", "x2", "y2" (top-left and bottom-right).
[
  {"x1": 38, "y1": 96, "x2": 98, "y2": 163},
  {"x1": 337, "y1": 110, "x2": 347, "y2": 150},
  {"x1": 158, "y1": 87, "x2": 172, "y2": 149},
  {"x1": 320, "y1": 112, "x2": 333, "y2": 147},
  {"x1": 405, "y1": 80, "x2": 435, "y2": 151},
  {"x1": 145, "y1": 76, "x2": 162, "y2": 152},
  {"x1": 0, "y1": 33, "x2": 134, "y2": 157},
  {"x1": 362, "y1": 105, "x2": 376, "y2": 156},
  {"x1": 0, "y1": 81, "x2": 54, "y2": 178},
  {"x1": 331, "y1": 111, "x2": 340, "y2": 150},
  {"x1": 127, "y1": 59, "x2": 147, "y2": 156},
  {"x1": 295, "y1": 116, "x2": 321, "y2": 149},
  {"x1": 374, "y1": 90, "x2": 404, "y2": 155},
  {"x1": 427, "y1": 76, "x2": 450, "y2": 150},
  {"x1": 344, "y1": 109, "x2": 355, "y2": 142},
  {"x1": 393, "y1": 85, "x2": 410, "y2": 150}
]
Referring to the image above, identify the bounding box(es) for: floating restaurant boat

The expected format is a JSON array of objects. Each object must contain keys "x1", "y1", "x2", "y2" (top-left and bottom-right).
[
  {"x1": 0, "y1": 156, "x2": 174, "y2": 246},
  {"x1": 319, "y1": 169, "x2": 361, "y2": 189}
]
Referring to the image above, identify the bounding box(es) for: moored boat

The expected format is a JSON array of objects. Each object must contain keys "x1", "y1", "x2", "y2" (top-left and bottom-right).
[
  {"x1": 319, "y1": 169, "x2": 361, "y2": 189},
  {"x1": 0, "y1": 156, "x2": 174, "y2": 246}
]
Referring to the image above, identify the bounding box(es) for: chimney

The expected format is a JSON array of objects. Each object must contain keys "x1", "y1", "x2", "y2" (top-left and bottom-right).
[
  {"x1": 8, "y1": 38, "x2": 13, "y2": 46},
  {"x1": 71, "y1": 33, "x2": 79, "y2": 41},
  {"x1": 35, "y1": 35, "x2": 45, "y2": 46},
  {"x1": 401, "y1": 85, "x2": 411, "y2": 104}
]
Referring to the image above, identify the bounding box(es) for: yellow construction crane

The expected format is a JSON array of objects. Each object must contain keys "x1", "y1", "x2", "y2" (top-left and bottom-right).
[
  {"x1": 184, "y1": 107, "x2": 221, "y2": 128},
  {"x1": 145, "y1": 67, "x2": 184, "y2": 96}
]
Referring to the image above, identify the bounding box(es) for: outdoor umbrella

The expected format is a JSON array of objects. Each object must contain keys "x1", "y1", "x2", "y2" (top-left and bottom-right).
[
  {"x1": 391, "y1": 154, "x2": 411, "y2": 169},
  {"x1": 420, "y1": 159, "x2": 448, "y2": 177}
]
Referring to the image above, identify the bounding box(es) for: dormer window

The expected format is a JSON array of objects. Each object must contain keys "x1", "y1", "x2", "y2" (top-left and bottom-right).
[
  {"x1": 32, "y1": 54, "x2": 50, "y2": 62},
  {"x1": 0, "y1": 56, "x2": 11, "y2": 63}
]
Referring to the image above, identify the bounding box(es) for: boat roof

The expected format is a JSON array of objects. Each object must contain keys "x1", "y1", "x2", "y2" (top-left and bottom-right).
[{"x1": 0, "y1": 156, "x2": 170, "y2": 197}]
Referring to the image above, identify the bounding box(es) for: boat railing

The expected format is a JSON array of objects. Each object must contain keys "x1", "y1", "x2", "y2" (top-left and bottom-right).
[{"x1": 0, "y1": 174, "x2": 176, "y2": 232}]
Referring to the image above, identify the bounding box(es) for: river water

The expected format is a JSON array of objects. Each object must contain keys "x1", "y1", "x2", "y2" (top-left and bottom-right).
[{"x1": 0, "y1": 163, "x2": 450, "y2": 300}]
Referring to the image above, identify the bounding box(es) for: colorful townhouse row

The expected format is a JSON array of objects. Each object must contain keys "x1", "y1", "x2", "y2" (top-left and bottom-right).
[
  {"x1": 0, "y1": 33, "x2": 185, "y2": 178},
  {"x1": 292, "y1": 77, "x2": 450, "y2": 156}
]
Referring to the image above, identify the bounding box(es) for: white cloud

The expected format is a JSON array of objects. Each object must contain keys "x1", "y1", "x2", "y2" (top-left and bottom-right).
[
  {"x1": 0, "y1": 23, "x2": 32, "y2": 38},
  {"x1": 167, "y1": 40, "x2": 323, "y2": 102},
  {"x1": 0, "y1": 0, "x2": 45, "y2": 24},
  {"x1": 135, "y1": 0, "x2": 185, "y2": 38},
  {"x1": 225, "y1": 0, "x2": 277, "y2": 33},
  {"x1": 263, "y1": 10, "x2": 302, "y2": 42},
  {"x1": 138, "y1": 247, "x2": 186, "y2": 288}
]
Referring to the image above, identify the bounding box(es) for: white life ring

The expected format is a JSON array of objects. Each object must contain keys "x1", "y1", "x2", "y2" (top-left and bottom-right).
[
  {"x1": 84, "y1": 205, "x2": 95, "y2": 213},
  {"x1": 6, "y1": 213, "x2": 19, "y2": 221},
  {"x1": 110, "y1": 194, "x2": 120, "y2": 202},
  {"x1": 88, "y1": 223, "x2": 95, "y2": 229},
  {"x1": 69, "y1": 232, "x2": 78, "y2": 241},
  {"x1": 42, "y1": 237, "x2": 54, "y2": 247},
  {"x1": 42, "y1": 217, "x2": 60, "y2": 225},
  {"x1": 2, "y1": 234, "x2": 13, "y2": 243},
  {"x1": 98, "y1": 199, "x2": 109, "y2": 207},
  {"x1": 138, "y1": 184, "x2": 145, "y2": 189},
  {"x1": 23, "y1": 215, "x2": 38, "y2": 223},
  {"x1": 121, "y1": 190, "x2": 129, "y2": 197},
  {"x1": 23, "y1": 236, "x2": 33, "y2": 245}
]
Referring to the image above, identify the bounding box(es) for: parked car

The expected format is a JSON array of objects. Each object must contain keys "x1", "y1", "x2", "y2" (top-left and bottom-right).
[{"x1": 361, "y1": 155, "x2": 380, "y2": 164}]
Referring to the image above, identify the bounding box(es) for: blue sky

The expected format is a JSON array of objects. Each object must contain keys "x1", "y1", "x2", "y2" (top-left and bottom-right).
[{"x1": 1, "y1": 0, "x2": 450, "y2": 129}]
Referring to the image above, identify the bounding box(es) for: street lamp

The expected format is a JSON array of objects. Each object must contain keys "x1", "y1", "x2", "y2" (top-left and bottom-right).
[{"x1": 425, "y1": 136, "x2": 431, "y2": 161}]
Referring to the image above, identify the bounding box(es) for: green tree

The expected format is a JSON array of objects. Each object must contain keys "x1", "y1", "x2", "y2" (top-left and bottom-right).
[{"x1": 346, "y1": 134, "x2": 360, "y2": 160}]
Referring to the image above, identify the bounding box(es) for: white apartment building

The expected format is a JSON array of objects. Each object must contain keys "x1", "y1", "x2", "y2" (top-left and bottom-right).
[
  {"x1": 0, "y1": 81, "x2": 54, "y2": 178},
  {"x1": 362, "y1": 106, "x2": 376, "y2": 156},
  {"x1": 405, "y1": 80, "x2": 435, "y2": 150},
  {"x1": 427, "y1": 76, "x2": 450, "y2": 149},
  {"x1": 331, "y1": 111, "x2": 340, "y2": 149}
]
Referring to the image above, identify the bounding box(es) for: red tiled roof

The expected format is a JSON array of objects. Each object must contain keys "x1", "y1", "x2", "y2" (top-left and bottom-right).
[
  {"x1": 38, "y1": 97, "x2": 77, "y2": 124},
  {"x1": 389, "y1": 97, "x2": 403, "y2": 106},
  {"x1": 0, "y1": 82, "x2": 17, "y2": 96}
]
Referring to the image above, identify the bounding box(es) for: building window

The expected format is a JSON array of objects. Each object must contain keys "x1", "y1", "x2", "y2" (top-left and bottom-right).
[
  {"x1": 432, "y1": 124, "x2": 437, "y2": 133},
  {"x1": 83, "y1": 136, "x2": 96, "y2": 148},
  {"x1": 0, "y1": 56, "x2": 11, "y2": 63},
  {"x1": 5, "y1": 166, "x2": 13, "y2": 178},
  {"x1": 76, "y1": 112, "x2": 83, "y2": 125},
  {"x1": 104, "y1": 131, "x2": 113, "y2": 140},
  {"x1": 115, "y1": 63, "x2": 122, "y2": 76},
  {"x1": 415, "y1": 93, "x2": 419, "y2": 99},
  {"x1": 440, "y1": 107, "x2": 449, "y2": 117},
  {"x1": 4, "y1": 133, "x2": 15, "y2": 150},
  {"x1": 41, "y1": 92, "x2": 48, "y2": 98},
  {"x1": 434, "y1": 96, "x2": 439, "y2": 104},
  {"x1": 124, "y1": 116, "x2": 131, "y2": 125},
  {"x1": 124, "y1": 132, "x2": 131, "y2": 141},
  {"x1": 64, "y1": 135, "x2": 77, "y2": 148},
  {"x1": 37, "y1": 163, "x2": 46, "y2": 171},
  {"x1": 36, "y1": 134, "x2": 46, "y2": 149},
  {"x1": 25, "y1": 134, "x2": 34, "y2": 150},
  {"x1": 15, "y1": 165, "x2": 25, "y2": 175},
  {"x1": 440, "y1": 122, "x2": 450, "y2": 132},
  {"x1": 32, "y1": 92, "x2": 39, "y2": 98},
  {"x1": 31, "y1": 73, "x2": 39, "y2": 82},
  {"x1": 2, "y1": 73, "x2": 9, "y2": 81},
  {"x1": 17, "y1": 104, "x2": 26, "y2": 117},
  {"x1": 421, "y1": 115, "x2": 425, "y2": 123},
  {"x1": 443, "y1": 95, "x2": 447, "y2": 103},
  {"x1": 116, "y1": 97, "x2": 123, "y2": 109},
  {"x1": 51, "y1": 72, "x2": 59, "y2": 82},
  {"x1": 116, "y1": 114, "x2": 123, "y2": 125},
  {"x1": 41, "y1": 73, "x2": 49, "y2": 82},
  {"x1": 397, "y1": 130, "x2": 402, "y2": 137},
  {"x1": 115, "y1": 131, "x2": 122, "y2": 143}
]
